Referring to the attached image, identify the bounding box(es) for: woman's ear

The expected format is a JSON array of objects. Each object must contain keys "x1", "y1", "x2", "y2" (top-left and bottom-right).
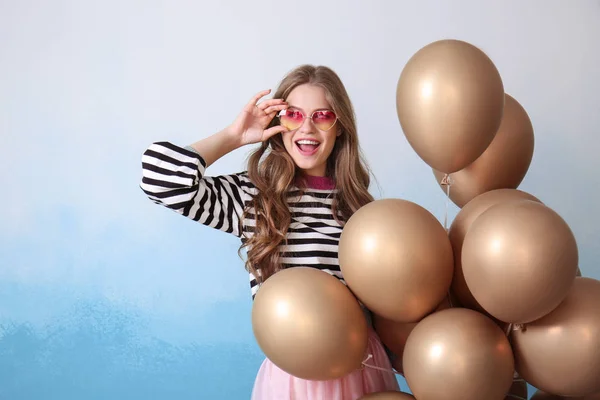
[{"x1": 336, "y1": 127, "x2": 342, "y2": 137}]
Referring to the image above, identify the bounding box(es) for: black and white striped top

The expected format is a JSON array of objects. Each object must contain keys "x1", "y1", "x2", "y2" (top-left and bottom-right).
[{"x1": 139, "y1": 141, "x2": 345, "y2": 299}]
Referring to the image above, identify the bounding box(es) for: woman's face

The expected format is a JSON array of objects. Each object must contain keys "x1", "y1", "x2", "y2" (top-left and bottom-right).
[{"x1": 280, "y1": 84, "x2": 340, "y2": 177}]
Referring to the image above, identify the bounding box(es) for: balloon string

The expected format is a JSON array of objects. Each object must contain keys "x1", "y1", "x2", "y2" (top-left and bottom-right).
[
  {"x1": 440, "y1": 173, "x2": 452, "y2": 231},
  {"x1": 440, "y1": 174, "x2": 454, "y2": 308},
  {"x1": 361, "y1": 354, "x2": 402, "y2": 376},
  {"x1": 505, "y1": 395, "x2": 527, "y2": 400}
]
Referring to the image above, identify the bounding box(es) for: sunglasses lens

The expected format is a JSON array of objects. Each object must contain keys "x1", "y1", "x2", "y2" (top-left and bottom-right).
[
  {"x1": 279, "y1": 109, "x2": 304, "y2": 130},
  {"x1": 312, "y1": 110, "x2": 337, "y2": 131}
]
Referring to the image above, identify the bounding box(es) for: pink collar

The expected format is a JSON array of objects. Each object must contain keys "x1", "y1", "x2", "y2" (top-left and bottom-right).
[{"x1": 297, "y1": 174, "x2": 335, "y2": 190}]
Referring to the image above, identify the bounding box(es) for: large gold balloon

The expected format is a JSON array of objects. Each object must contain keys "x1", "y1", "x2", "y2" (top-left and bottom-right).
[
  {"x1": 448, "y1": 189, "x2": 542, "y2": 312},
  {"x1": 396, "y1": 39, "x2": 505, "y2": 173},
  {"x1": 462, "y1": 200, "x2": 578, "y2": 324},
  {"x1": 511, "y1": 278, "x2": 600, "y2": 397},
  {"x1": 403, "y1": 308, "x2": 514, "y2": 400},
  {"x1": 339, "y1": 198, "x2": 454, "y2": 322},
  {"x1": 358, "y1": 391, "x2": 416, "y2": 400},
  {"x1": 433, "y1": 93, "x2": 535, "y2": 207},
  {"x1": 373, "y1": 295, "x2": 453, "y2": 374},
  {"x1": 251, "y1": 267, "x2": 368, "y2": 380}
]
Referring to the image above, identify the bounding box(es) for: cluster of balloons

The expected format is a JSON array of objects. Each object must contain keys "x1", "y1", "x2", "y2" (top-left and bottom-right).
[{"x1": 251, "y1": 39, "x2": 600, "y2": 400}]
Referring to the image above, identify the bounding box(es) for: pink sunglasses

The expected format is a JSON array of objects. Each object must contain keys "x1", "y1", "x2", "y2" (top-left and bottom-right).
[{"x1": 278, "y1": 108, "x2": 338, "y2": 131}]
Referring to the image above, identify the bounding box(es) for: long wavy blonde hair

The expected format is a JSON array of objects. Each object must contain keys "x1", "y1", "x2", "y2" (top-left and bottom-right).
[{"x1": 241, "y1": 65, "x2": 374, "y2": 283}]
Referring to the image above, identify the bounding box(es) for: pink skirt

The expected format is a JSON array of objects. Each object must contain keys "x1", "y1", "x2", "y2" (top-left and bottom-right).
[{"x1": 251, "y1": 328, "x2": 400, "y2": 400}]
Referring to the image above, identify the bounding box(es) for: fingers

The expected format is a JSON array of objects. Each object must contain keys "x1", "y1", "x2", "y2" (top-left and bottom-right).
[
  {"x1": 263, "y1": 125, "x2": 289, "y2": 140},
  {"x1": 246, "y1": 89, "x2": 271, "y2": 109},
  {"x1": 257, "y1": 98, "x2": 287, "y2": 111},
  {"x1": 264, "y1": 103, "x2": 288, "y2": 116}
]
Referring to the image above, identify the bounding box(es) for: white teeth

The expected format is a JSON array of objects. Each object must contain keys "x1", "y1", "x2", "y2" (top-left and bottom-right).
[{"x1": 296, "y1": 140, "x2": 320, "y2": 145}]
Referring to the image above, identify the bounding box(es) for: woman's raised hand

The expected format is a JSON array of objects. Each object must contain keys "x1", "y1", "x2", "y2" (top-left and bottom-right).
[{"x1": 229, "y1": 89, "x2": 289, "y2": 146}]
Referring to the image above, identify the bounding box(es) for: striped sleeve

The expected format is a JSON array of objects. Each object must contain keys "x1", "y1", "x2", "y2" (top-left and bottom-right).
[{"x1": 139, "y1": 141, "x2": 253, "y2": 237}]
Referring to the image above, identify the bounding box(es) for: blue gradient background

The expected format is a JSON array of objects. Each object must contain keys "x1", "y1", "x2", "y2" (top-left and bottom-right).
[{"x1": 1, "y1": 1, "x2": 599, "y2": 399}]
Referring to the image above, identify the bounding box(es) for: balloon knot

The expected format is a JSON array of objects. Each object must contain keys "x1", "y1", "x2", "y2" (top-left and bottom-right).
[
  {"x1": 361, "y1": 354, "x2": 401, "y2": 376},
  {"x1": 440, "y1": 174, "x2": 452, "y2": 186},
  {"x1": 512, "y1": 323, "x2": 526, "y2": 332}
]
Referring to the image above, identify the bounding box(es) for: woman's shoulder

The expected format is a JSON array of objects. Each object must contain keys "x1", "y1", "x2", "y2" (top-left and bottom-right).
[{"x1": 231, "y1": 171, "x2": 256, "y2": 192}]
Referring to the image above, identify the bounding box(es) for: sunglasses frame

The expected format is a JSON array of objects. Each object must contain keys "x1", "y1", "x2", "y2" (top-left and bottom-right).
[{"x1": 277, "y1": 108, "x2": 339, "y2": 131}]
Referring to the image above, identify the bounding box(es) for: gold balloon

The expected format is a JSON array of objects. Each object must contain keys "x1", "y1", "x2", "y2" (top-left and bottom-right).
[
  {"x1": 448, "y1": 189, "x2": 542, "y2": 312},
  {"x1": 396, "y1": 39, "x2": 505, "y2": 173},
  {"x1": 433, "y1": 93, "x2": 535, "y2": 207},
  {"x1": 358, "y1": 391, "x2": 416, "y2": 399},
  {"x1": 511, "y1": 278, "x2": 600, "y2": 397},
  {"x1": 403, "y1": 308, "x2": 514, "y2": 400},
  {"x1": 373, "y1": 295, "x2": 454, "y2": 374},
  {"x1": 462, "y1": 200, "x2": 578, "y2": 324},
  {"x1": 339, "y1": 198, "x2": 454, "y2": 323},
  {"x1": 251, "y1": 267, "x2": 368, "y2": 380}
]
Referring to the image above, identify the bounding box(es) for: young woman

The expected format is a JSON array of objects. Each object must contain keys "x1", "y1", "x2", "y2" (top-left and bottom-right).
[{"x1": 140, "y1": 64, "x2": 400, "y2": 399}]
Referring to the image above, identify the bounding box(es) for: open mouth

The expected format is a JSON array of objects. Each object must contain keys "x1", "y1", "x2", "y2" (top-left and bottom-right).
[{"x1": 295, "y1": 139, "x2": 321, "y2": 156}]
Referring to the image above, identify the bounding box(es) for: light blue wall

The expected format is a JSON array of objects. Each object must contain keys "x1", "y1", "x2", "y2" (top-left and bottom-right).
[{"x1": 1, "y1": 1, "x2": 598, "y2": 399}]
